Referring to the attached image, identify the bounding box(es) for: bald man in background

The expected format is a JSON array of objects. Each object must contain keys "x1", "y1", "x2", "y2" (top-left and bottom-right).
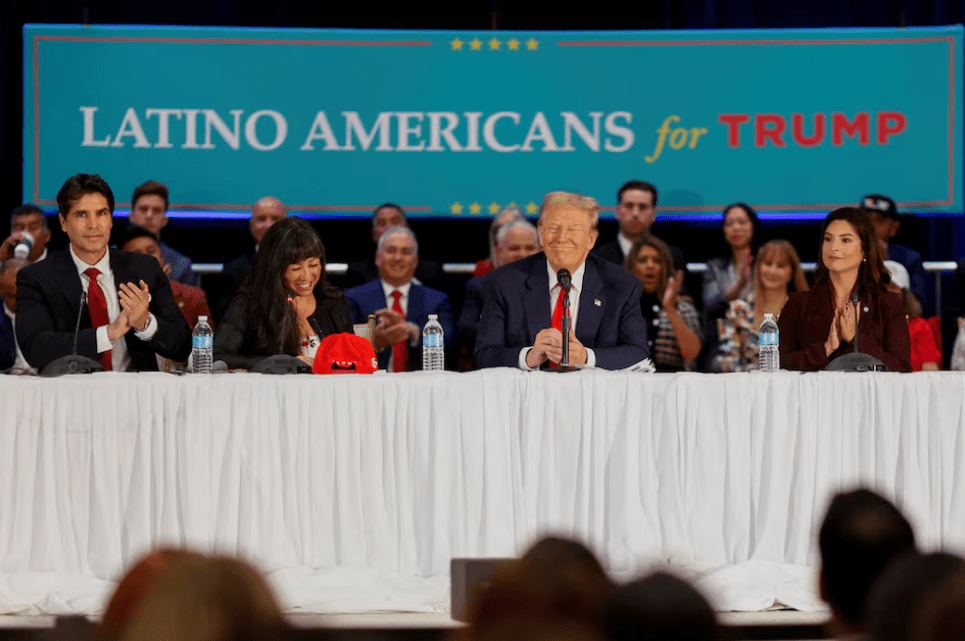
[{"x1": 218, "y1": 196, "x2": 287, "y2": 319}]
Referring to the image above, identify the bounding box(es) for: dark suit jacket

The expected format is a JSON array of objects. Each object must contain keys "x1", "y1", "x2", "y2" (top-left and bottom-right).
[
  {"x1": 457, "y1": 275, "x2": 490, "y2": 352},
  {"x1": 214, "y1": 290, "x2": 353, "y2": 370},
  {"x1": 0, "y1": 312, "x2": 15, "y2": 370},
  {"x1": 592, "y1": 238, "x2": 686, "y2": 273},
  {"x1": 16, "y1": 249, "x2": 192, "y2": 371},
  {"x1": 474, "y1": 252, "x2": 649, "y2": 370},
  {"x1": 160, "y1": 242, "x2": 198, "y2": 287},
  {"x1": 345, "y1": 280, "x2": 454, "y2": 371},
  {"x1": 778, "y1": 280, "x2": 911, "y2": 372}
]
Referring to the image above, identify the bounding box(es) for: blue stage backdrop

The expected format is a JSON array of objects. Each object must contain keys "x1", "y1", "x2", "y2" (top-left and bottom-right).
[{"x1": 23, "y1": 24, "x2": 963, "y2": 218}]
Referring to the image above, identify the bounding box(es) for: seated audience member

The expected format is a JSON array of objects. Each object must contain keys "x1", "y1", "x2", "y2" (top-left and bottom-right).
[
  {"x1": 345, "y1": 226, "x2": 453, "y2": 371},
  {"x1": 778, "y1": 207, "x2": 911, "y2": 372},
  {"x1": 119, "y1": 554, "x2": 287, "y2": 641},
  {"x1": 129, "y1": 180, "x2": 197, "y2": 286},
  {"x1": 16, "y1": 173, "x2": 191, "y2": 372},
  {"x1": 1, "y1": 203, "x2": 52, "y2": 262},
  {"x1": 214, "y1": 217, "x2": 352, "y2": 370},
  {"x1": 474, "y1": 205, "x2": 525, "y2": 277},
  {"x1": 605, "y1": 571, "x2": 720, "y2": 641},
  {"x1": 867, "y1": 552, "x2": 965, "y2": 641},
  {"x1": 593, "y1": 180, "x2": 686, "y2": 276},
  {"x1": 220, "y1": 196, "x2": 287, "y2": 314},
  {"x1": 861, "y1": 193, "x2": 928, "y2": 311},
  {"x1": 711, "y1": 240, "x2": 808, "y2": 372},
  {"x1": 626, "y1": 235, "x2": 702, "y2": 372},
  {"x1": 476, "y1": 192, "x2": 649, "y2": 370},
  {"x1": 458, "y1": 218, "x2": 539, "y2": 361},
  {"x1": 99, "y1": 548, "x2": 206, "y2": 640},
  {"x1": 818, "y1": 488, "x2": 917, "y2": 639},
  {"x1": 0, "y1": 257, "x2": 31, "y2": 372},
  {"x1": 462, "y1": 535, "x2": 614, "y2": 641},
  {"x1": 884, "y1": 260, "x2": 940, "y2": 371},
  {"x1": 702, "y1": 203, "x2": 762, "y2": 319},
  {"x1": 342, "y1": 203, "x2": 442, "y2": 288},
  {"x1": 121, "y1": 225, "x2": 213, "y2": 331}
]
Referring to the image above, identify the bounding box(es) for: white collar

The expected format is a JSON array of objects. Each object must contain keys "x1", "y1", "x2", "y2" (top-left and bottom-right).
[
  {"x1": 382, "y1": 280, "x2": 412, "y2": 301},
  {"x1": 545, "y1": 259, "x2": 586, "y2": 293},
  {"x1": 68, "y1": 245, "x2": 111, "y2": 276}
]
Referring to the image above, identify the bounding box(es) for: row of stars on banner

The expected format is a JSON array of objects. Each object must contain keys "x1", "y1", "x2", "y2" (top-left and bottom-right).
[
  {"x1": 450, "y1": 202, "x2": 540, "y2": 215},
  {"x1": 450, "y1": 37, "x2": 539, "y2": 51}
]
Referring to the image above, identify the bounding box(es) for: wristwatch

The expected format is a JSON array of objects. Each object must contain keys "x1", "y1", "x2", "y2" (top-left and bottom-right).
[{"x1": 138, "y1": 315, "x2": 152, "y2": 333}]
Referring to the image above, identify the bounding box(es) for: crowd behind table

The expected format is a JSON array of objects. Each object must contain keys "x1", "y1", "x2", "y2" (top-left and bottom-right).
[{"x1": 4, "y1": 172, "x2": 963, "y2": 375}]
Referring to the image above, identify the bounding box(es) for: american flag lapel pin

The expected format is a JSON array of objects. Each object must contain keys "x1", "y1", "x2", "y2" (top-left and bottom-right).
[{"x1": 594, "y1": 299, "x2": 601, "y2": 306}]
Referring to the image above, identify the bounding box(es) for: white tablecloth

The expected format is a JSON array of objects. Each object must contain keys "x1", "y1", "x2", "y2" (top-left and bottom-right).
[{"x1": 1, "y1": 369, "x2": 964, "y2": 615}]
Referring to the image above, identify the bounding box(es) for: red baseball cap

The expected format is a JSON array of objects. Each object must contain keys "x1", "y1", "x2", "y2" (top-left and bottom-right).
[{"x1": 312, "y1": 332, "x2": 378, "y2": 374}]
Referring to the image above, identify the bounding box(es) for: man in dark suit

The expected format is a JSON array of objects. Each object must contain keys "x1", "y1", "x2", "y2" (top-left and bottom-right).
[
  {"x1": 345, "y1": 226, "x2": 453, "y2": 371},
  {"x1": 475, "y1": 191, "x2": 649, "y2": 370},
  {"x1": 593, "y1": 180, "x2": 686, "y2": 276},
  {"x1": 341, "y1": 203, "x2": 442, "y2": 289},
  {"x1": 129, "y1": 180, "x2": 197, "y2": 286},
  {"x1": 16, "y1": 173, "x2": 191, "y2": 372}
]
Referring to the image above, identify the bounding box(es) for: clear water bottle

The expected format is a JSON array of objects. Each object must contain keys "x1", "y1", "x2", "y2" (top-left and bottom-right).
[
  {"x1": 422, "y1": 314, "x2": 445, "y2": 372},
  {"x1": 192, "y1": 315, "x2": 213, "y2": 374},
  {"x1": 758, "y1": 312, "x2": 780, "y2": 372}
]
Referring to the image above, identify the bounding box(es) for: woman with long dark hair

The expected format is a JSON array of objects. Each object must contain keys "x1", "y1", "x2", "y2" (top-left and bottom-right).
[
  {"x1": 214, "y1": 217, "x2": 352, "y2": 369},
  {"x1": 778, "y1": 207, "x2": 910, "y2": 371},
  {"x1": 702, "y1": 203, "x2": 763, "y2": 318}
]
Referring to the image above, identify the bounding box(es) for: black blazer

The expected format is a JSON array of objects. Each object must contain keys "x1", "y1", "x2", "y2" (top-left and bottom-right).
[
  {"x1": 214, "y1": 290, "x2": 354, "y2": 370},
  {"x1": 15, "y1": 249, "x2": 192, "y2": 371}
]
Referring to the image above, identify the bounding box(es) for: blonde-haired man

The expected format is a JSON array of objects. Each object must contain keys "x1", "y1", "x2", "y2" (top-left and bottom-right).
[{"x1": 475, "y1": 192, "x2": 649, "y2": 370}]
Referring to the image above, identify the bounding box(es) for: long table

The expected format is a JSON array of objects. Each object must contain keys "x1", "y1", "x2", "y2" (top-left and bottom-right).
[{"x1": 1, "y1": 369, "x2": 964, "y2": 615}]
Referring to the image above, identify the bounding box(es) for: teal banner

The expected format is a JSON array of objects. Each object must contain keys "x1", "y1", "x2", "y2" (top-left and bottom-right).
[{"x1": 23, "y1": 24, "x2": 963, "y2": 217}]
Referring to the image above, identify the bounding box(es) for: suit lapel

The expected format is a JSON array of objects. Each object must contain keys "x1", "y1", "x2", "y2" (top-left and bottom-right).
[
  {"x1": 576, "y1": 257, "x2": 605, "y2": 345},
  {"x1": 53, "y1": 252, "x2": 85, "y2": 315},
  {"x1": 524, "y1": 255, "x2": 551, "y2": 340}
]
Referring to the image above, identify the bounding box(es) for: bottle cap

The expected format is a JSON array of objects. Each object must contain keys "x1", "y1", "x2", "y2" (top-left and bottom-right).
[
  {"x1": 199, "y1": 315, "x2": 208, "y2": 321},
  {"x1": 763, "y1": 313, "x2": 774, "y2": 320},
  {"x1": 428, "y1": 314, "x2": 438, "y2": 320}
]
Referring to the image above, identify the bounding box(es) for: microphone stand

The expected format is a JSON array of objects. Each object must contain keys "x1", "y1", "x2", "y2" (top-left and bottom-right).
[
  {"x1": 824, "y1": 291, "x2": 886, "y2": 372},
  {"x1": 41, "y1": 290, "x2": 106, "y2": 377},
  {"x1": 552, "y1": 285, "x2": 579, "y2": 373}
]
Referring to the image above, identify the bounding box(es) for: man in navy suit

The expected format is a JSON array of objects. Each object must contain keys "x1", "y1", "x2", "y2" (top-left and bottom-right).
[
  {"x1": 345, "y1": 227, "x2": 453, "y2": 371},
  {"x1": 16, "y1": 173, "x2": 191, "y2": 372},
  {"x1": 475, "y1": 191, "x2": 649, "y2": 370}
]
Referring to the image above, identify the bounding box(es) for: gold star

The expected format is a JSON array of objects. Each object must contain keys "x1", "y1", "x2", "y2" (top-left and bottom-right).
[
  {"x1": 469, "y1": 202, "x2": 481, "y2": 214},
  {"x1": 450, "y1": 202, "x2": 463, "y2": 214},
  {"x1": 488, "y1": 37, "x2": 502, "y2": 50},
  {"x1": 450, "y1": 38, "x2": 464, "y2": 51},
  {"x1": 526, "y1": 38, "x2": 539, "y2": 51},
  {"x1": 526, "y1": 201, "x2": 538, "y2": 214},
  {"x1": 507, "y1": 38, "x2": 520, "y2": 51},
  {"x1": 488, "y1": 202, "x2": 501, "y2": 214},
  {"x1": 508, "y1": 201, "x2": 518, "y2": 209},
  {"x1": 470, "y1": 38, "x2": 482, "y2": 51}
]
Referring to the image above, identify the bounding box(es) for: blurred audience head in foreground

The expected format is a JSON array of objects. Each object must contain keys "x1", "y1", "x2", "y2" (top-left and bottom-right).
[
  {"x1": 818, "y1": 487, "x2": 917, "y2": 637},
  {"x1": 101, "y1": 548, "x2": 286, "y2": 641}
]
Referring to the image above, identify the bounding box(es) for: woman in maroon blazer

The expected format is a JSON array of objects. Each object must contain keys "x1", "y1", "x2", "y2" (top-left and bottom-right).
[{"x1": 778, "y1": 207, "x2": 911, "y2": 372}]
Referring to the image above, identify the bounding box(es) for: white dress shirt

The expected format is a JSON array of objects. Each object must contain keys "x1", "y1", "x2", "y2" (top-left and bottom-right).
[
  {"x1": 69, "y1": 246, "x2": 158, "y2": 372},
  {"x1": 380, "y1": 279, "x2": 420, "y2": 372},
  {"x1": 519, "y1": 260, "x2": 597, "y2": 370},
  {"x1": 617, "y1": 233, "x2": 634, "y2": 261}
]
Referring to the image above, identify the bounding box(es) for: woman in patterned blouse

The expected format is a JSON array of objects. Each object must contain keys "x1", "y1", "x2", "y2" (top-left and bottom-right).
[
  {"x1": 626, "y1": 235, "x2": 703, "y2": 372},
  {"x1": 710, "y1": 240, "x2": 808, "y2": 372}
]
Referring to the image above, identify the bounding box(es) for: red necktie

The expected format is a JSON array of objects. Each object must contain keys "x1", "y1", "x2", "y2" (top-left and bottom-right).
[
  {"x1": 390, "y1": 290, "x2": 408, "y2": 373},
  {"x1": 550, "y1": 287, "x2": 566, "y2": 367},
  {"x1": 84, "y1": 267, "x2": 112, "y2": 371}
]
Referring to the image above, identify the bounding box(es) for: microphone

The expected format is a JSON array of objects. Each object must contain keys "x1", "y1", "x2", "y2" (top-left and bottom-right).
[
  {"x1": 557, "y1": 269, "x2": 572, "y2": 292},
  {"x1": 825, "y1": 291, "x2": 886, "y2": 372},
  {"x1": 41, "y1": 289, "x2": 106, "y2": 377},
  {"x1": 851, "y1": 292, "x2": 860, "y2": 354},
  {"x1": 556, "y1": 269, "x2": 575, "y2": 370}
]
